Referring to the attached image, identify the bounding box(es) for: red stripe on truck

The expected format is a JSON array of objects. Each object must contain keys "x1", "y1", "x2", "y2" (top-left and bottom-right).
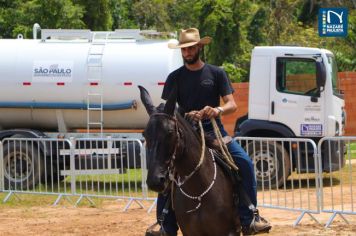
[
  {"x1": 23, "y1": 82, "x2": 31, "y2": 86},
  {"x1": 57, "y1": 82, "x2": 65, "y2": 86},
  {"x1": 124, "y1": 82, "x2": 132, "y2": 86},
  {"x1": 90, "y1": 82, "x2": 98, "y2": 86},
  {"x1": 158, "y1": 82, "x2": 165, "y2": 86}
]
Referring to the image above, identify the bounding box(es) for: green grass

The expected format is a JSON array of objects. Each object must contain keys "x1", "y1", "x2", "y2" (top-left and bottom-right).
[
  {"x1": 345, "y1": 141, "x2": 356, "y2": 159},
  {"x1": 0, "y1": 168, "x2": 149, "y2": 207}
]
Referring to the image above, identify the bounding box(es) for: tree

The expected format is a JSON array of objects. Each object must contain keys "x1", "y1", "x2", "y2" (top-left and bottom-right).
[
  {"x1": 131, "y1": 0, "x2": 172, "y2": 31},
  {"x1": 0, "y1": 0, "x2": 23, "y2": 38},
  {"x1": 297, "y1": 0, "x2": 320, "y2": 25},
  {"x1": 247, "y1": 6, "x2": 268, "y2": 45},
  {"x1": 110, "y1": 0, "x2": 139, "y2": 30},
  {"x1": 198, "y1": 0, "x2": 250, "y2": 64},
  {"x1": 74, "y1": 0, "x2": 112, "y2": 30},
  {"x1": 167, "y1": 0, "x2": 200, "y2": 30},
  {"x1": 1, "y1": 0, "x2": 85, "y2": 39}
]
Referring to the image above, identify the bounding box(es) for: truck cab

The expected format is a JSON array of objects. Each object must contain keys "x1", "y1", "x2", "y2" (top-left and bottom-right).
[{"x1": 236, "y1": 46, "x2": 345, "y2": 187}]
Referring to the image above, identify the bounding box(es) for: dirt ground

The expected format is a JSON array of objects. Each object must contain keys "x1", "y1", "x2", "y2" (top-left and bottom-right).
[{"x1": 0, "y1": 199, "x2": 355, "y2": 236}]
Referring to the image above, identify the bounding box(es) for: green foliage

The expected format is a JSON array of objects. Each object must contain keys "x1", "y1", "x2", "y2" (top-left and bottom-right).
[
  {"x1": 0, "y1": 0, "x2": 85, "y2": 38},
  {"x1": 131, "y1": 0, "x2": 172, "y2": 31},
  {"x1": 74, "y1": 0, "x2": 112, "y2": 30},
  {"x1": 247, "y1": 6, "x2": 268, "y2": 45},
  {"x1": 324, "y1": 9, "x2": 356, "y2": 71},
  {"x1": 284, "y1": 59, "x2": 316, "y2": 75},
  {"x1": 222, "y1": 63, "x2": 245, "y2": 83},
  {"x1": 297, "y1": 0, "x2": 320, "y2": 25},
  {"x1": 198, "y1": 0, "x2": 252, "y2": 70},
  {"x1": 110, "y1": 0, "x2": 139, "y2": 29},
  {"x1": 167, "y1": 0, "x2": 200, "y2": 29}
]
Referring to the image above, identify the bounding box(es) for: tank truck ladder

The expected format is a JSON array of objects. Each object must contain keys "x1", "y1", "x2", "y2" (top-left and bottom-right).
[
  {"x1": 87, "y1": 32, "x2": 108, "y2": 135},
  {"x1": 85, "y1": 29, "x2": 151, "y2": 135}
]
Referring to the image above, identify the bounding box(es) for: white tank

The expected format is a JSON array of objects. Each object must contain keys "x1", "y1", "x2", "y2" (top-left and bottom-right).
[{"x1": 0, "y1": 31, "x2": 183, "y2": 131}]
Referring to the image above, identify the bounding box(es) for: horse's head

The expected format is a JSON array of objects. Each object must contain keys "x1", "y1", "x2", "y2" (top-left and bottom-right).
[{"x1": 138, "y1": 85, "x2": 179, "y2": 192}]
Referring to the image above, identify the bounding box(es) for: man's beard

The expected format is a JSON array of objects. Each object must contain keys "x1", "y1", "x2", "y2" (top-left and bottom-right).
[{"x1": 183, "y1": 49, "x2": 200, "y2": 65}]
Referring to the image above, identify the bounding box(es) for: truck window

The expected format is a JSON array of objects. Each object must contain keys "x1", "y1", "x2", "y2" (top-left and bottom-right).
[
  {"x1": 327, "y1": 54, "x2": 342, "y2": 96},
  {"x1": 276, "y1": 58, "x2": 318, "y2": 96}
]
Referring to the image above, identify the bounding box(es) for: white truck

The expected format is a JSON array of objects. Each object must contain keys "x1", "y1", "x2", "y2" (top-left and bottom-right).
[
  {"x1": 235, "y1": 46, "x2": 345, "y2": 187},
  {"x1": 0, "y1": 27, "x2": 182, "y2": 188}
]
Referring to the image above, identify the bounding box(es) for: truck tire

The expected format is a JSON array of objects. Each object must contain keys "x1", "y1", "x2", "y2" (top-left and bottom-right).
[
  {"x1": 3, "y1": 136, "x2": 44, "y2": 190},
  {"x1": 124, "y1": 141, "x2": 142, "y2": 169},
  {"x1": 247, "y1": 141, "x2": 291, "y2": 189}
]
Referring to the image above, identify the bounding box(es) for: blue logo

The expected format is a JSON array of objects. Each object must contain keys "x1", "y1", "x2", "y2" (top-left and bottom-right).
[{"x1": 318, "y1": 8, "x2": 348, "y2": 37}]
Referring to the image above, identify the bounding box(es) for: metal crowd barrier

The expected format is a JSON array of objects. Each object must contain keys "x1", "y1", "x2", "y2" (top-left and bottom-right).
[
  {"x1": 318, "y1": 136, "x2": 356, "y2": 227},
  {"x1": 0, "y1": 137, "x2": 147, "y2": 211},
  {"x1": 0, "y1": 138, "x2": 73, "y2": 203},
  {"x1": 1, "y1": 136, "x2": 355, "y2": 228},
  {"x1": 234, "y1": 137, "x2": 320, "y2": 226}
]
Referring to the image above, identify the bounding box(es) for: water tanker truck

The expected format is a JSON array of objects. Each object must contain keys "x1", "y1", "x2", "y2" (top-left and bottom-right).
[{"x1": 0, "y1": 27, "x2": 182, "y2": 188}]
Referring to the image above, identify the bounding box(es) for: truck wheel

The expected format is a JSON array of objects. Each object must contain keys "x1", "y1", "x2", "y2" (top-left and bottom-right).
[
  {"x1": 125, "y1": 141, "x2": 142, "y2": 169},
  {"x1": 3, "y1": 137, "x2": 44, "y2": 190},
  {"x1": 247, "y1": 141, "x2": 290, "y2": 188}
]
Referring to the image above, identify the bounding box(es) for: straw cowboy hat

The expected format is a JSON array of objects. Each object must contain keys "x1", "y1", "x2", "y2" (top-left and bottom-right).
[{"x1": 168, "y1": 28, "x2": 212, "y2": 49}]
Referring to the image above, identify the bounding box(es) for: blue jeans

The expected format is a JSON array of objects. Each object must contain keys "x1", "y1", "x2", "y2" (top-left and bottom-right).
[{"x1": 156, "y1": 123, "x2": 257, "y2": 234}]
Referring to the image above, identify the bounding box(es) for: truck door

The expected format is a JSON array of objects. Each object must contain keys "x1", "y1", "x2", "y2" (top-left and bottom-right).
[{"x1": 269, "y1": 57, "x2": 324, "y2": 137}]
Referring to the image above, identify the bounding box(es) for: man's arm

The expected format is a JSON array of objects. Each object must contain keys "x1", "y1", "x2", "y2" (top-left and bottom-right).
[
  {"x1": 186, "y1": 94, "x2": 237, "y2": 121},
  {"x1": 219, "y1": 94, "x2": 237, "y2": 115},
  {"x1": 201, "y1": 94, "x2": 237, "y2": 119}
]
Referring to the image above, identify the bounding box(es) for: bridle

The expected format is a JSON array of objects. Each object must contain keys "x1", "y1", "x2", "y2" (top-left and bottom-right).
[{"x1": 150, "y1": 112, "x2": 217, "y2": 213}]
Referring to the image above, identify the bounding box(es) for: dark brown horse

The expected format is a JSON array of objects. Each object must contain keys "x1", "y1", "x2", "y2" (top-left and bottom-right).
[{"x1": 139, "y1": 86, "x2": 240, "y2": 236}]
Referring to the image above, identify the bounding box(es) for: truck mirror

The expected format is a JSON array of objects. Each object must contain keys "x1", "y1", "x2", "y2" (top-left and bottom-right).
[{"x1": 316, "y1": 58, "x2": 326, "y2": 91}]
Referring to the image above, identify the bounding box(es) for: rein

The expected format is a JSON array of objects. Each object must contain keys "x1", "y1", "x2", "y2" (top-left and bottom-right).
[
  {"x1": 171, "y1": 120, "x2": 206, "y2": 186},
  {"x1": 211, "y1": 118, "x2": 239, "y2": 171}
]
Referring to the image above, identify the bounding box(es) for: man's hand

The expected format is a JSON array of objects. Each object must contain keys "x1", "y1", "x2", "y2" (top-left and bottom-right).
[
  {"x1": 185, "y1": 110, "x2": 203, "y2": 122},
  {"x1": 186, "y1": 106, "x2": 222, "y2": 122},
  {"x1": 201, "y1": 106, "x2": 221, "y2": 119}
]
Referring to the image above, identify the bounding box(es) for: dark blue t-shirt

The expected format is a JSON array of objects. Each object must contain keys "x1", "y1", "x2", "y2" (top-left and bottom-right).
[
  {"x1": 161, "y1": 64, "x2": 234, "y2": 136},
  {"x1": 162, "y1": 64, "x2": 234, "y2": 110}
]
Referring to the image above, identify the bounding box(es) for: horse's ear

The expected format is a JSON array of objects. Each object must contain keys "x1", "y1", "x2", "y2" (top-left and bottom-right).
[
  {"x1": 138, "y1": 85, "x2": 156, "y2": 116},
  {"x1": 164, "y1": 84, "x2": 177, "y2": 116}
]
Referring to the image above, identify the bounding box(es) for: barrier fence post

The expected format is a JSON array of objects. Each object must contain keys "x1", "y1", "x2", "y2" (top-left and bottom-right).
[
  {"x1": 141, "y1": 142, "x2": 148, "y2": 200},
  {"x1": 69, "y1": 137, "x2": 76, "y2": 195},
  {"x1": 0, "y1": 141, "x2": 3, "y2": 191}
]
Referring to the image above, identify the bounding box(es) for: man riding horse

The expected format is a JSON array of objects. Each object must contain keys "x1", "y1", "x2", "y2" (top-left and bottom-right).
[{"x1": 146, "y1": 28, "x2": 271, "y2": 236}]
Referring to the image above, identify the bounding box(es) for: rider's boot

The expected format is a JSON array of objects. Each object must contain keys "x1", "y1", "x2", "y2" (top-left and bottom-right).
[{"x1": 241, "y1": 209, "x2": 272, "y2": 235}]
